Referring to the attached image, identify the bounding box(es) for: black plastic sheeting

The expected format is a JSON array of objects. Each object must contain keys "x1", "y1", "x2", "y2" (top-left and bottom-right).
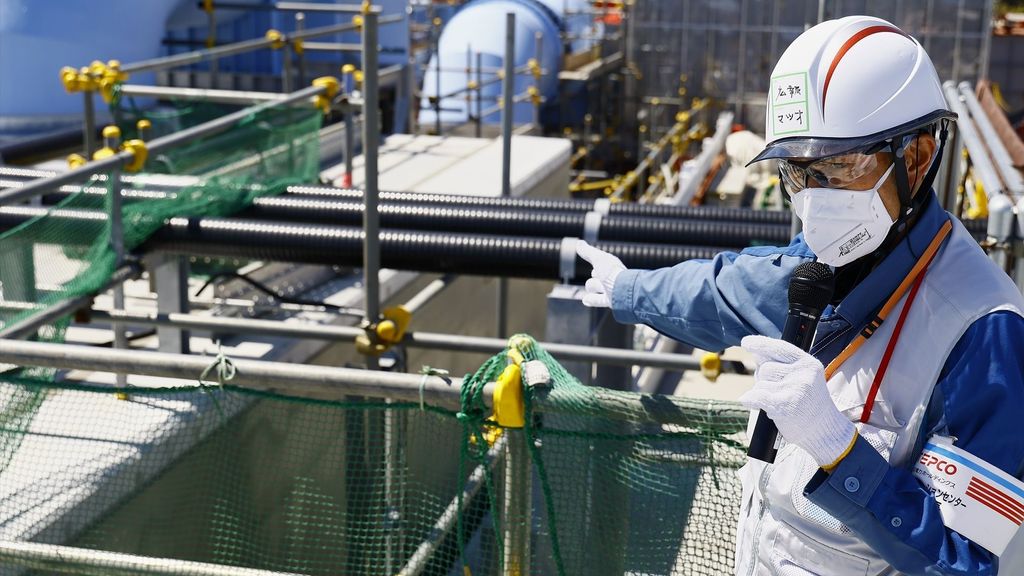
[
  {"x1": 147, "y1": 217, "x2": 724, "y2": 281},
  {"x1": 243, "y1": 197, "x2": 791, "y2": 247}
]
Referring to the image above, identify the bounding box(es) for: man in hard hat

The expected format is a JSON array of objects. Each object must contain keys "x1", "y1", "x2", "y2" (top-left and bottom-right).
[{"x1": 577, "y1": 15, "x2": 1024, "y2": 575}]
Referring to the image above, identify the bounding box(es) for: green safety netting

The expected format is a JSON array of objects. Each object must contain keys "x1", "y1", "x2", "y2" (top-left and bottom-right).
[
  {"x1": 0, "y1": 101, "x2": 322, "y2": 492},
  {"x1": 0, "y1": 335, "x2": 749, "y2": 575}
]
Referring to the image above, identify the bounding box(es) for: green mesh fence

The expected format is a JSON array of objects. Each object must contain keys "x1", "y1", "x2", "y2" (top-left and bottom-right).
[
  {"x1": 0, "y1": 102, "x2": 322, "y2": 506},
  {"x1": 0, "y1": 336, "x2": 749, "y2": 575}
]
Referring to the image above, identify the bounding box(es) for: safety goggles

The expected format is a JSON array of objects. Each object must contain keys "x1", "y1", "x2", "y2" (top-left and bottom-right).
[{"x1": 778, "y1": 142, "x2": 890, "y2": 193}]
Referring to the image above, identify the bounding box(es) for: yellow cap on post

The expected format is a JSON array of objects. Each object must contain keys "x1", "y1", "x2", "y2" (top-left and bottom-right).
[
  {"x1": 67, "y1": 153, "x2": 87, "y2": 169},
  {"x1": 102, "y1": 125, "x2": 121, "y2": 140},
  {"x1": 265, "y1": 29, "x2": 285, "y2": 50},
  {"x1": 699, "y1": 352, "x2": 722, "y2": 382}
]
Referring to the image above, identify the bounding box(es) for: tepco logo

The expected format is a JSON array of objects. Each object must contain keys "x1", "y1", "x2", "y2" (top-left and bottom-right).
[{"x1": 919, "y1": 453, "x2": 958, "y2": 475}]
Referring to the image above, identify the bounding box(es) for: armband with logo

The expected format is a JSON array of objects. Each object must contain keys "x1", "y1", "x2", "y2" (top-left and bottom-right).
[{"x1": 912, "y1": 436, "x2": 1024, "y2": 556}]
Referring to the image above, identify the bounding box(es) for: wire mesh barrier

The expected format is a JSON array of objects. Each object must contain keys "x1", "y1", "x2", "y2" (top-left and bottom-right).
[
  {"x1": 0, "y1": 336, "x2": 749, "y2": 575},
  {"x1": 0, "y1": 102, "x2": 322, "y2": 331},
  {"x1": 0, "y1": 103, "x2": 321, "y2": 503}
]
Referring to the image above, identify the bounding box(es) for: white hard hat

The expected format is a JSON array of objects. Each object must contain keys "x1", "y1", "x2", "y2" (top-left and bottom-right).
[{"x1": 749, "y1": 15, "x2": 955, "y2": 164}]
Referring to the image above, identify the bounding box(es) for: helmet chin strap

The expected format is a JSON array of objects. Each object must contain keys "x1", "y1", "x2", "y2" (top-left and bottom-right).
[{"x1": 888, "y1": 120, "x2": 949, "y2": 235}]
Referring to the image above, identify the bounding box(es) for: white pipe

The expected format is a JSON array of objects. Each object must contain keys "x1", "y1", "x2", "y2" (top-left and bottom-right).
[
  {"x1": 943, "y1": 81, "x2": 1005, "y2": 199},
  {"x1": 958, "y1": 82, "x2": 1024, "y2": 199}
]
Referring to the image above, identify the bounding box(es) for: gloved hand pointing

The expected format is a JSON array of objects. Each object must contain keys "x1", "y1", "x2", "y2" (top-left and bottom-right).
[
  {"x1": 739, "y1": 335, "x2": 857, "y2": 469},
  {"x1": 575, "y1": 240, "x2": 626, "y2": 308}
]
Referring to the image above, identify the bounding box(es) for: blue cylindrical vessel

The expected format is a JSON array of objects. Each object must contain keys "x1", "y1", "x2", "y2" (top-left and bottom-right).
[{"x1": 420, "y1": 0, "x2": 598, "y2": 127}]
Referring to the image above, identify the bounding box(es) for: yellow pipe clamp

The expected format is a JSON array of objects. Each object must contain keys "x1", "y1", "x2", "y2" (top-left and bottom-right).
[
  {"x1": 312, "y1": 76, "x2": 340, "y2": 114},
  {"x1": 355, "y1": 306, "x2": 412, "y2": 356}
]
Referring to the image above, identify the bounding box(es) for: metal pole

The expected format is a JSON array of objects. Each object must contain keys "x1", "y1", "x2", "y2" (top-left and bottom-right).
[
  {"x1": 533, "y1": 31, "x2": 542, "y2": 130},
  {"x1": 503, "y1": 430, "x2": 531, "y2": 576},
  {"x1": 475, "y1": 51, "x2": 483, "y2": 137},
  {"x1": 952, "y1": 0, "x2": 965, "y2": 81},
  {"x1": 301, "y1": 41, "x2": 363, "y2": 52},
  {"x1": 107, "y1": 164, "x2": 128, "y2": 391},
  {"x1": 497, "y1": 12, "x2": 515, "y2": 339},
  {"x1": 118, "y1": 85, "x2": 291, "y2": 105},
  {"x1": 363, "y1": 11, "x2": 381, "y2": 368},
  {"x1": 0, "y1": 339, "x2": 749, "y2": 429},
  {"x1": 0, "y1": 265, "x2": 138, "y2": 340},
  {"x1": 402, "y1": 274, "x2": 456, "y2": 313},
  {"x1": 407, "y1": 56, "x2": 418, "y2": 134},
  {"x1": 84, "y1": 310, "x2": 712, "y2": 372},
  {"x1": 466, "y1": 45, "x2": 473, "y2": 129},
  {"x1": 208, "y1": 3, "x2": 219, "y2": 79},
  {"x1": 295, "y1": 12, "x2": 307, "y2": 87},
  {"x1": 0, "y1": 541, "x2": 307, "y2": 576},
  {"x1": 121, "y1": 17, "x2": 393, "y2": 75},
  {"x1": 82, "y1": 91, "x2": 96, "y2": 157},
  {"x1": 0, "y1": 84, "x2": 328, "y2": 207},
  {"x1": 281, "y1": 43, "x2": 293, "y2": 94},
  {"x1": 434, "y1": 32, "x2": 442, "y2": 135},
  {"x1": 205, "y1": 1, "x2": 376, "y2": 13},
  {"x1": 361, "y1": 15, "x2": 390, "y2": 573},
  {"x1": 735, "y1": 0, "x2": 748, "y2": 123},
  {"x1": 0, "y1": 167, "x2": 200, "y2": 188},
  {"x1": 343, "y1": 107, "x2": 355, "y2": 188},
  {"x1": 980, "y1": 0, "x2": 993, "y2": 81}
]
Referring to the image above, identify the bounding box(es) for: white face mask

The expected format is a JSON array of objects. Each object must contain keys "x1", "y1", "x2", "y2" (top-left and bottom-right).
[{"x1": 790, "y1": 163, "x2": 895, "y2": 267}]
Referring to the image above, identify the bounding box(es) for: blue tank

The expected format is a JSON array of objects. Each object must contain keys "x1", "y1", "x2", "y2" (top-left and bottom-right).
[
  {"x1": 0, "y1": 0, "x2": 181, "y2": 129},
  {"x1": 420, "y1": 0, "x2": 598, "y2": 127}
]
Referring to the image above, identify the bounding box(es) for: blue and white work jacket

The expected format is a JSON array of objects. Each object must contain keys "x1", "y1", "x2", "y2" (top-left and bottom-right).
[{"x1": 609, "y1": 192, "x2": 1024, "y2": 575}]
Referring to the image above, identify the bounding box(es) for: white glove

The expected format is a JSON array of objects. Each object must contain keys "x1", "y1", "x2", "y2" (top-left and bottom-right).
[
  {"x1": 739, "y1": 335, "x2": 857, "y2": 468},
  {"x1": 575, "y1": 240, "x2": 626, "y2": 308}
]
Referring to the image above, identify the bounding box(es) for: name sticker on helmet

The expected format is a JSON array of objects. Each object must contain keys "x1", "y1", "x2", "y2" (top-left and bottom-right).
[
  {"x1": 771, "y1": 72, "x2": 810, "y2": 136},
  {"x1": 912, "y1": 436, "x2": 1024, "y2": 556}
]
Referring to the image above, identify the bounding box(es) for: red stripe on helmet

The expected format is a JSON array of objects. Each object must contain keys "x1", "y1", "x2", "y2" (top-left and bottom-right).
[{"x1": 821, "y1": 25, "x2": 910, "y2": 118}]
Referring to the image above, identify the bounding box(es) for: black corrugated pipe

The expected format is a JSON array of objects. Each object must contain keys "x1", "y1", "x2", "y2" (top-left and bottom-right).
[
  {"x1": 284, "y1": 186, "x2": 992, "y2": 235},
  {"x1": 146, "y1": 218, "x2": 724, "y2": 281},
  {"x1": 22, "y1": 188, "x2": 792, "y2": 247},
  {"x1": 0, "y1": 207, "x2": 722, "y2": 281},
  {"x1": 286, "y1": 184, "x2": 795, "y2": 223},
  {"x1": 4, "y1": 177, "x2": 992, "y2": 236},
  {"x1": 242, "y1": 197, "x2": 792, "y2": 247}
]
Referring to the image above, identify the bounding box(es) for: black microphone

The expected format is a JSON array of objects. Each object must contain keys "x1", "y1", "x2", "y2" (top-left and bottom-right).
[{"x1": 746, "y1": 261, "x2": 835, "y2": 463}]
